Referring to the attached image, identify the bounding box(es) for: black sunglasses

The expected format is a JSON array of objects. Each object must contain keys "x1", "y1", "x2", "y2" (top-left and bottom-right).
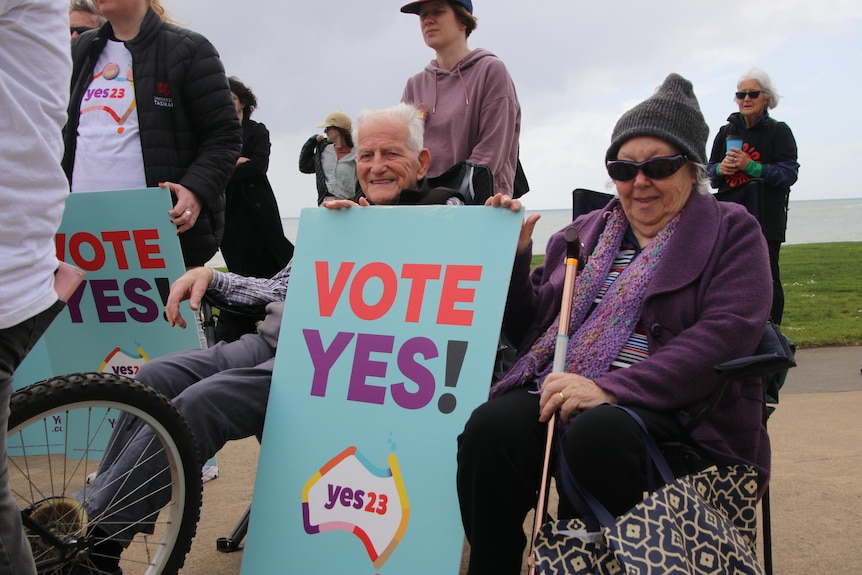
[
  {"x1": 70, "y1": 25, "x2": 93, "y2": 35},
  {"x1": 735, "y1": 90, "x2": 762, "y2": 100},
  {"x1": 606, "y1": 155, "x2": 688, "y2": 181}
]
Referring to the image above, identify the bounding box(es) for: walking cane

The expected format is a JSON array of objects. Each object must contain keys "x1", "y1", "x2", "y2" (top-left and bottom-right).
[{"x1": 527, "y1": 227, "x2": 580, "y2": 575}]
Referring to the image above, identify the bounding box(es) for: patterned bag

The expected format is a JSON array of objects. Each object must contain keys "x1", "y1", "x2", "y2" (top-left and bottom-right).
[
  {"x1": 533, "y1": 517, "x2": 622, "y2": 574},
  {"x1": 605, "y1": 465, "x2": 763, "y2": 574},
  {"x1": 533, "y1": 406, "x2": 763, "y2": 575},
  {"x1": 533, "y1": 465, "x2": 761, "y2": 575}
]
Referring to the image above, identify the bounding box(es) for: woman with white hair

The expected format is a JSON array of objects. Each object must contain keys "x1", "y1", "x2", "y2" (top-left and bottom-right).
[{"x1": 707, "y1": 67, "x2": 799, "y2": 324}]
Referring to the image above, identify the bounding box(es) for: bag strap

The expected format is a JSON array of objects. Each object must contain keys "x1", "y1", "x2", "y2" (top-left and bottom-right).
[{"x1": 557, "y1": 404, "x2": 676, "y2": 528}]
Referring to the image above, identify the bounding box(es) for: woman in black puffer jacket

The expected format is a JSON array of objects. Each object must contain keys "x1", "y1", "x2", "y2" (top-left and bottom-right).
[{"x1": 63, "y1": 0, "x2": 242, "y2": 267}]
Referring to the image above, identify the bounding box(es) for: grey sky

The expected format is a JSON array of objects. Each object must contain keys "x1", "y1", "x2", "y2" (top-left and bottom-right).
[{"x1": 168, "y1": 0, "x2": 862, "y2": 217}]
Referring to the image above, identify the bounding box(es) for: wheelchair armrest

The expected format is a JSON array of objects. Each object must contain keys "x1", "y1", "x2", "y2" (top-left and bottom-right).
[
  {"x1": 200, "y1": 294, "x2": 268, "y2": 347},
  {"x1": 713, "y1": 353, "x2": 795, "y2": 381},
  {"x1": 202, "y1": 294, "x2": 268, "y2": 320},
  {"x1": 683, "y1": 351, "x2": 795, "y2": 435}
]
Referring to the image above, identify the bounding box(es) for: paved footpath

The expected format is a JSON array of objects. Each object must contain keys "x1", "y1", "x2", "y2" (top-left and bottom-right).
[{"x1": 179, "y1": 346, "x2": 862, "y2": 575}]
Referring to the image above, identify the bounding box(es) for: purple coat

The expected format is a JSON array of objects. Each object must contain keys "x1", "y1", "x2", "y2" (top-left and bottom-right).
[{"x1": 497, "y1": 189, "x2": 773, "y2": 491}]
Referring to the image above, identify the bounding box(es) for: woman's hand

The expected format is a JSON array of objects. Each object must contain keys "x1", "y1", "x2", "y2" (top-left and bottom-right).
[
  {"x1": 720, "y1": 147, "x2": 752, "y2": 176},
  {"x1": 162, "y1": 181, "x2": 202, "y2": 234},
  {"x1": 538, "y1": 372, "x2": 617, "y2": 424},
  {"x1": 483, "y1": 193, "x2": 539, "y2": 253},
  {"x1": 517, "y1": 213, "x2": 541, "y2": 253}
]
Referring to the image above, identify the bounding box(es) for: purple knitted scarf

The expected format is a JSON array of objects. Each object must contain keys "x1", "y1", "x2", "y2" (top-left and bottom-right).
[{"x1": 491, "y1": 205, "x2": 681, "y2": 397}]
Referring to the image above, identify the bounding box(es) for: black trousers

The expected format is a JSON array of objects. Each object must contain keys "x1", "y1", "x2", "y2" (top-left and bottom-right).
[
  {"x1": 1, "y1": 301, "x2": 64, "y2": 575},
  {"x1": 767, "y1": 240, "x2": 784, "y2": 324},
  {"x1": 456, "y1": 386, "x2": 685, "y2": 575}
]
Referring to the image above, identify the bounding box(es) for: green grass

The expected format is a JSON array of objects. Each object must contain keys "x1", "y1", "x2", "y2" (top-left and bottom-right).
[
  {"x1": 779, "y1": 242, "x2": 862, "y2": 348},
  {"x1": 531, "y1": 242, "x2": 862, "y2": 349}
]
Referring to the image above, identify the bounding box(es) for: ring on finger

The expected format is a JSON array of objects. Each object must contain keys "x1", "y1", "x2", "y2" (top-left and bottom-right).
[
  {"x1": 185, "y1": 209, "x2": 193, "y2": 218},
  {"x1": 558, "y1": 391, "x2": 565, "y2": 401}
]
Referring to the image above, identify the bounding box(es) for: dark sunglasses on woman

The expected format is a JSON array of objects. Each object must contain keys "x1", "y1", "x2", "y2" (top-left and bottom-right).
[
  {"x1": 605, "y1": 154, "x2": 688, "y2": 181},
  {"x1": 735, "y1": 90, "x2": 762, "y2": 100},
  {"x1": 70, "y1": 25, "x2": 93, "y2": 35}
]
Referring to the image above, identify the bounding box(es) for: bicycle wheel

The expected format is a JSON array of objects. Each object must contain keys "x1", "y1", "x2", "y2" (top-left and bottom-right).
[{"x1": 8, "y1": 372, "x2": 202, "y2": 575}]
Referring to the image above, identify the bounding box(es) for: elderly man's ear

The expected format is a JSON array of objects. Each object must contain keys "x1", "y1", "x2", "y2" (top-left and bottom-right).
[{"x1": 417, "y1": 148, "x2": 431, "y2": 180}]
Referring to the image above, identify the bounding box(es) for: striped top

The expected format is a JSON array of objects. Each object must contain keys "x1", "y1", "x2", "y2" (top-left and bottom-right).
[{"x1": 594, "y1": 232, "x2": 649, "y2": 370}]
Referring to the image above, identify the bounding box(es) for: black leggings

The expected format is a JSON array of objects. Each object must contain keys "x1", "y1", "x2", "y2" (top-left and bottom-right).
[
  {"x1": 767, "y1": 240, "x2": 784, "y2": 324},
  {"x1": 456, "y1": 386, "x2": 685, "y2": 575}
]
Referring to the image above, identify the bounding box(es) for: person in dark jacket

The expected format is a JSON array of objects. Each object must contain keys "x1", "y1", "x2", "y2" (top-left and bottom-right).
[
  {"x1": 62, "y1": 0, "x2": 242, "y2": 268},
  {"x1": 457, "y1": 74, "x2": 772, "y2": 574},
  {"x1": 298, "y1": 111, "x2": 358, "y2": 205},
  {"x1": 217, "y1": 76, "x2": 294, "y2": 341},
  {"x1": 707, "y1": 67, "x2": 799, "y2": 324}
]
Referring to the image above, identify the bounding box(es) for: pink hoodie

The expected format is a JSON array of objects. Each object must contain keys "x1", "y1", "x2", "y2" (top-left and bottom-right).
[{"x1": 402, "y1": 48, "x2": 521, "y2": 196}]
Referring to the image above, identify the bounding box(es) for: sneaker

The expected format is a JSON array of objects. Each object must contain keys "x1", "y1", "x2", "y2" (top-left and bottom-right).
[{"x1": 202, "y1": 464, "x2": 219, "y2": 483}]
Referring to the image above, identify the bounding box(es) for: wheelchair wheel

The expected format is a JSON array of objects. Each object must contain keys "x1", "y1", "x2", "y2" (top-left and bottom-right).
[{"x1": 7, "y1": 372, "x2": 202, "y2": 575}]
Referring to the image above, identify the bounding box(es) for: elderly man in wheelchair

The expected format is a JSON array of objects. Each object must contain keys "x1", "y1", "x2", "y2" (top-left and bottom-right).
[{"x1": 64, "y1": 102, "x2": 515, "y2": 574}]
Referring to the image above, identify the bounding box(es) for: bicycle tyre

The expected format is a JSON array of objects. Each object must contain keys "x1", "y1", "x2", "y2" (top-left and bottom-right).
[{"x1": 8, "y1": 372, "x2": 202, "y2": 575}]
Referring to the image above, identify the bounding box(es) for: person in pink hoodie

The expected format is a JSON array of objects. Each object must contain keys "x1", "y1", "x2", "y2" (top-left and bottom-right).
[{"x1": 400, "y1": 0, "x2": 523, "y2": 198}]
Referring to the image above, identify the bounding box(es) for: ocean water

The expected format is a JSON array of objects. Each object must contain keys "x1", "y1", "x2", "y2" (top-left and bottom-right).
[{"x1": 207, "y1": 197, "x2": 862, "y2": 267}]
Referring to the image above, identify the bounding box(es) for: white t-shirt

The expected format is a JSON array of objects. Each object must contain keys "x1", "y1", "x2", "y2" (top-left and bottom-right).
[
  {"x1": 0, "y1": 0, "x2": 71, "y2": 328},
  {"x1": 72, "y1": 40, "x2": 147, "y2": 193}
]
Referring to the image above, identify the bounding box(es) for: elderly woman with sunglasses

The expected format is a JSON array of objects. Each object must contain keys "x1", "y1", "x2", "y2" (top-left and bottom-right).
[
  {"x1": 459, "y1": 73, "x2": 773, "y2": 575},
  {"x1": 707, "y1": 67, "x2": 799, "y2": 325}
]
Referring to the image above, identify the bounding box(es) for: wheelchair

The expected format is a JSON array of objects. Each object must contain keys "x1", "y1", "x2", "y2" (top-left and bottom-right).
[
  {"x1": 8, "y1": 372, "x2": 202, "y2": 575},
  {"x1": 568, "y1": 188, "x2": 795, "y2": 575}
]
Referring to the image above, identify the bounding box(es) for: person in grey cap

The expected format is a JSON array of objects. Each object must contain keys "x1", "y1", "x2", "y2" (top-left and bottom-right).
[
  {"x1": 299, "y1": 110, "x2": 358, "y2": 205},
  {"x1": 456, "y1": 73, "x2": 773, "y2": 574}
]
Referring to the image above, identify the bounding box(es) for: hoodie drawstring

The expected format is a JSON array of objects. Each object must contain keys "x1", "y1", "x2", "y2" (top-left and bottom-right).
[{"x1": 430, "y1": 63, "x2": 470, "y2": 115}]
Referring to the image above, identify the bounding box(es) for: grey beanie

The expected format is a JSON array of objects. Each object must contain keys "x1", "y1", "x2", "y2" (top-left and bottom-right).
[{"x1": 605, "y1": 73, "x2": 708, "y2": 164}]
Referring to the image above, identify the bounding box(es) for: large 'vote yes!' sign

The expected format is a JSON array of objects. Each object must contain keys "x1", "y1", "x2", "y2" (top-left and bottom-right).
[{"x1": 242, "y1": 205, "x2": 521, "y2": 574}]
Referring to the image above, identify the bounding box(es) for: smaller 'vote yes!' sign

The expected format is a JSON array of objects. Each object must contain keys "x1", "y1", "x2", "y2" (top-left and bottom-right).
[
  {"x1": 12, "y1": 188, "x2": 201, "y2": 458},
  {"x1": 242, "y1": 205, "x2": 521, "y2": 575}
]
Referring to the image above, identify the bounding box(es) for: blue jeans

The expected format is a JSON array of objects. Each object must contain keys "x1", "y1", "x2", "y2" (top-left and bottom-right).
[{"x1": 0, "y1": 301, "x2": 64, "y2": 575}]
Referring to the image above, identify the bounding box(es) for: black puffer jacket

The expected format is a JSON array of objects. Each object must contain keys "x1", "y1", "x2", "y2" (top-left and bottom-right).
[{"x1": 63, "y1": 9, "x2": 242, "y2": 266}]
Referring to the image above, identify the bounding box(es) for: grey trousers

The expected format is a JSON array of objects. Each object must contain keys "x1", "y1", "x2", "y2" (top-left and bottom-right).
[
  {"x1": 80, "y1": 332, "x2": 276, "y2": 542},
  {"x1": 1, "y1": 301, "x2": 64, "y2": 575}
]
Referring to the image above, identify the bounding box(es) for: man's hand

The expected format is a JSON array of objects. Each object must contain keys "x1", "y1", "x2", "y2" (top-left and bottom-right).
[
  {"x1": 165, "y1": 267, "x2": 214, "y2": 328},
  {"x1": 484, "y1": 192, "x2": 522, "y2": 212},
  {"x1": 322, "y1": 196, "x2": 371, "y2": 209},
  {"x1": 484, "y1": 193, "x2": 539, "y2": 253}
]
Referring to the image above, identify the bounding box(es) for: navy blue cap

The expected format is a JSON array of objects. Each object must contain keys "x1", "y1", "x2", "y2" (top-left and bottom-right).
[{"x1": 400, "y1": 0, "x2": 473, "y2": 14}]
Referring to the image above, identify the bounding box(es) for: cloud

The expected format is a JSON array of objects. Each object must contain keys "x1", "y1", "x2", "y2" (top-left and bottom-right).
[{"x1": 169, "y1": 0, "x2": 862, "y2": 215}]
